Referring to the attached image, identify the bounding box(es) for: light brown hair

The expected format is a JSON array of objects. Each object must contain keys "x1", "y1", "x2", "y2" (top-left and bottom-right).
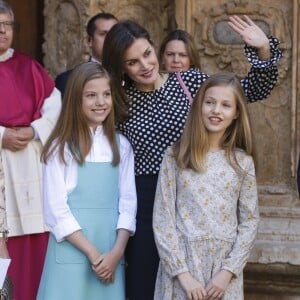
[
  {"x1": 173, "y1": 72, "x2": 254, "y2": 173},
  {"x1": 42, "y1": 62, "x2": 120, "y2": 165}
]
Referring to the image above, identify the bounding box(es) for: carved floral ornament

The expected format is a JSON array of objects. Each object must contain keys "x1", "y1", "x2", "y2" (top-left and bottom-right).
[
  {"x1": 184, "y1": 1, "x2": 290, "y2": 81},
  {"x1": 174, "y1": 0, "x2": 298, "y2": 179}
]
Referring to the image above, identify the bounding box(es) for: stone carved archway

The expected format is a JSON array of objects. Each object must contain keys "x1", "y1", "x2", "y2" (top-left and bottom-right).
[{"x1": 43, "y1": 0, "x2": 300, "y2": 298}]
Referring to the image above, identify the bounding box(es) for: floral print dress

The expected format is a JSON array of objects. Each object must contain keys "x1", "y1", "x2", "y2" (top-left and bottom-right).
[{"x1": 153, "y1": 147, "x2": 259, "y2": 300}]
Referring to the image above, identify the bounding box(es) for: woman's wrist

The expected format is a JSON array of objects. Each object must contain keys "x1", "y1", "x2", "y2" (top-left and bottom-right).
[
  {"x1": 177, "y1": 272, "x2": 191, "y2": 281},
  {"x1": 258, "y1": 42, "x2": 271, "y2": 60},
  {"x1": 111, "y1": 246, "x2": 124, "y2": 259},
  {"x1": 220, "y1": 269, "x2": 234, "y2": 280},
  {"x1": 87, "y1": 248, "x2": 102, "y2": 264}
]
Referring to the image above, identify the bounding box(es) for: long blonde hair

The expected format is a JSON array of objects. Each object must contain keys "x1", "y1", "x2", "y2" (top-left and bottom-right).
[
  {"x1": 173, "y1": 72, "x2": 254, "y2": 172},
  {"x1": 42, "y1": 62, "x2": 120, "y2": 165}
]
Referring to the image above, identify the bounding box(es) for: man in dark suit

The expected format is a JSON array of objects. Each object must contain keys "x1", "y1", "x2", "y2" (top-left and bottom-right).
[{"x1": 55, "y1": 12, "x2": 118, "y2": 98}]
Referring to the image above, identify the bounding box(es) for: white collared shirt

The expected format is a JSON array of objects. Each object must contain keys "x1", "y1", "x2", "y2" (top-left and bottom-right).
[{"x1": 42, "y1": 126, "x2": 137, "y2": 242}]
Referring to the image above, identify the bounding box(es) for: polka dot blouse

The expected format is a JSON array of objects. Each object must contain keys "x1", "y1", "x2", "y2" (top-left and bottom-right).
[{"x1": 118, "y1": 37, "x2": 282, "y2": 176}]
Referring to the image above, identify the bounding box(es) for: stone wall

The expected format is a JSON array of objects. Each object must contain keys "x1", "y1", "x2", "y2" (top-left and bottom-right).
[
  {"x1": 43, "y1": 0, "x2": 300, "y2": 298},
  {"x1": 43, "y1": 0, "x2": 175, "y2": 77}
]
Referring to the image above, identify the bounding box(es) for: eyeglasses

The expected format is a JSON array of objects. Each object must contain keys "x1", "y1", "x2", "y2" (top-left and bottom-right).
[{"x1": 0, "y1": 21, "x2": 14, "y2": 30}]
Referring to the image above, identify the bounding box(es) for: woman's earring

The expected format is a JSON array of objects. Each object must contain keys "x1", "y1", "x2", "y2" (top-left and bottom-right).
[{"x1": 121, "y1": 74, "x2": 125, "y2": 86}]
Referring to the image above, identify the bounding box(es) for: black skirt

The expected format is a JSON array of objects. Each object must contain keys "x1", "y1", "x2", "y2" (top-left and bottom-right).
[{"x1": 125, "y1": 174, "x2": 159, "y2": 300}]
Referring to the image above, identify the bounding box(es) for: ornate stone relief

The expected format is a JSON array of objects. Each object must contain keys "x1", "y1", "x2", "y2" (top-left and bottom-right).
[
  {"x1": 176, "y1": 1, "x2": 290, "y2": 80},
  {"x1": 176, "y1": 0, "x2": 295, "y2": 187},
  {"x1": 43, "y1": 1, "x2": 90, "y2": 76},
  {"x1": 44, "y1": 0, "x2": 174, "y2": 78},
  {"x1": 90, "y1": 0, "x2": 174, "y2": 47}
]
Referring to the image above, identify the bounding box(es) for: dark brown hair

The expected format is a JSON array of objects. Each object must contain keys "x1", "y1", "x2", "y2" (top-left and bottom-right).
[
  {"x1": 102, "y1": 20, "x2": 154, "y2": 122},
  {"x1": 86, "y1": 12, "x2": 118, "y2": 40},
  {"x1": 159, "y1": 29, "x2": 200, "y2": 71}
]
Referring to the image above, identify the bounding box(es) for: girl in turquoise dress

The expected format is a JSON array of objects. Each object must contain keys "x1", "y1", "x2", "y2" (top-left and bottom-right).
[{"x1": 37, "y1": 62, "x2": 137, "y2": 300}]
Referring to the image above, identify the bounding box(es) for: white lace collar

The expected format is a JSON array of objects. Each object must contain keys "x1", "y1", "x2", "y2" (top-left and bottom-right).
[{"x1": 0, "y1": 48, "x2": 14, "y2": 62}]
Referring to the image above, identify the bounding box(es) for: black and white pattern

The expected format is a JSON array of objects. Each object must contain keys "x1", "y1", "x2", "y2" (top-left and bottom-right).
[
  {"x1": 119, "y1": 71, "x2": 208, "y2": 175},
  {"x1": 118, "y1": 37, "x2": 282, "y2": 176}
]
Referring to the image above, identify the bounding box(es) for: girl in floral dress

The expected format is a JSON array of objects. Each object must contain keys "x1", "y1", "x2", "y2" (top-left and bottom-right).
[{"x1": 153, "y1": 72, "x2": 259, "y2": 300}]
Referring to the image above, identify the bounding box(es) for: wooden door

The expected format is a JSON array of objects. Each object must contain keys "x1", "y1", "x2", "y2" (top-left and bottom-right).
[{"x1": 6, "y1": 0, "x2": 44, "y2": 64}]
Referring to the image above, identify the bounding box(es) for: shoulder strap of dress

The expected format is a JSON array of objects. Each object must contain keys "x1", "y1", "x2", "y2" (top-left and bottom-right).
[{"x1": 176, "y1": 72, "x2": 193, "y2": 104}]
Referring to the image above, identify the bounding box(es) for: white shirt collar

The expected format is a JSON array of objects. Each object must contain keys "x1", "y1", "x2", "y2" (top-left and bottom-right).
[
  {"x1": 89, "y1": 125, "x2": 104, "y2": 136},
  {"x1": 0, "y1": 48, "x2": 14, "y2": 62}
]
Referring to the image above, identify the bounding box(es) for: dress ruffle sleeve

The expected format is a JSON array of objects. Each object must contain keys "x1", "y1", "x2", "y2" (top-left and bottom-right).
[{"x1": 241, "y1": 36, "x2": 282, "y2": 102}]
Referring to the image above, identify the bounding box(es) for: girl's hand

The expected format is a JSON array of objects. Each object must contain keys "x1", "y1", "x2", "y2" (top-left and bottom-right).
[
  {"x1": 228, "y1": 15, "x2": 270, "y2": 60},
  {"x1": 206, "y1": 269, "x2": 233, "y2": 299},
  {"x1": 91, "y1": 229, "x2": 129, "y2": 283},
  {"x1": 92, "y1": 255, "x2": 114, "y2": 283},
  {"x1": 177, "y1": 272, "x2": 207, "y2": 300},
  {"x1": 92, "y1": 249, "x2": 122, "y2": 283}
]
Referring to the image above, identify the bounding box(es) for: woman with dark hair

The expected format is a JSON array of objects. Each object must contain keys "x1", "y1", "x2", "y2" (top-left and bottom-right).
[
  {"x1": 102, "y1": 15, "x2": 282, "y2": 300},
  {"x1": 159, "y1": 29, "x2": 201, "y2": 72}
]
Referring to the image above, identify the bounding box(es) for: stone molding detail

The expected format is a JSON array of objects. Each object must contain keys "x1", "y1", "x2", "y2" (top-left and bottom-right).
[
  {"x1": 43, "y1": 0, "x2": 173, "y2": 78},
  {"x1": 175, "y1": 0, "x2": 296, "y2": 187},
  {"x1": 174, "y1": 0, "x2": 295, "y2": 187},
  {"x1": 176, "y1": 0, "x2": 295, "y2": 185},
  {"x1": 176, "y1": 0, "x2": 290, "y2": 80},
  {"x1": 43, "y1": 0, "x2": 90, "y2": 76},
  {"x1": 93, "y1": 0, "x2": 174, "y2": 47},
  {"x1": 244, "y1": 263, "x2": 300, "y2": 298}
]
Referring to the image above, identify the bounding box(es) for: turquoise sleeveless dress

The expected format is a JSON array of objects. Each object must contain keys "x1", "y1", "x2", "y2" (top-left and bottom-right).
[{"x1": 37, "y1": 161, "x2": 125, "y2": 300}]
